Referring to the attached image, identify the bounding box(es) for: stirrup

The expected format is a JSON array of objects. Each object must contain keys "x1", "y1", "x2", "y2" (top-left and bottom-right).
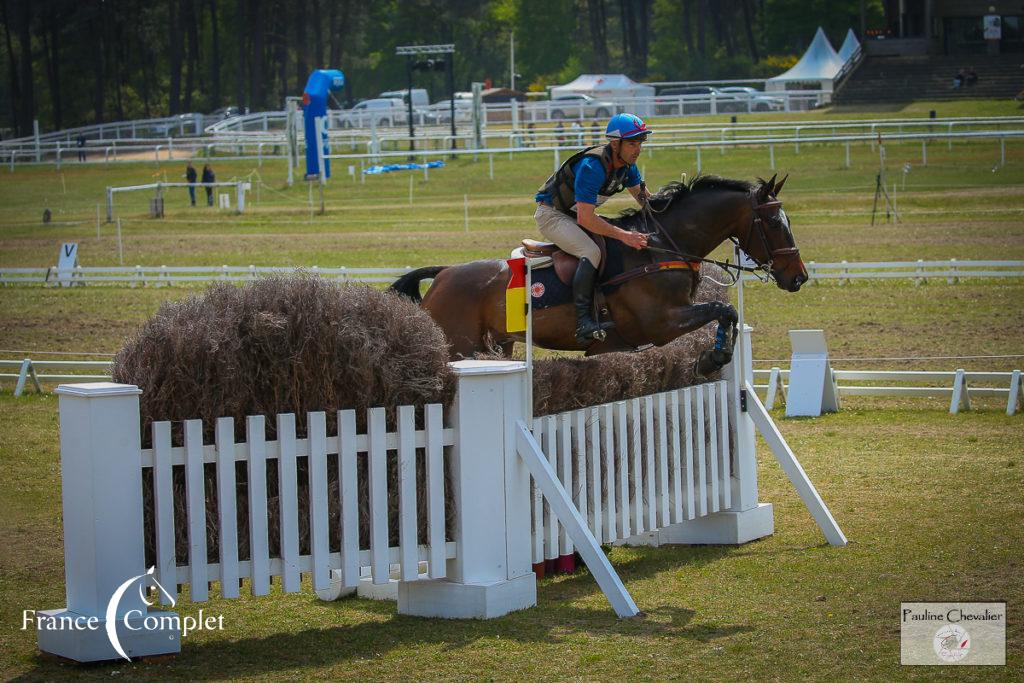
[{"x1": 575, "y1": 320, "x2": 614, "y2": 344}]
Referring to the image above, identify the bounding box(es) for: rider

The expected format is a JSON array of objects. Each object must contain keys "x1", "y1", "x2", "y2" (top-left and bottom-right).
[{"x1": 534, "y1": 113, "x2": 651, "y2": 344}]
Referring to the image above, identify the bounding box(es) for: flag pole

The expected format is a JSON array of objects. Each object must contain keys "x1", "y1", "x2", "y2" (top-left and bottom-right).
[{"x1": 525, "y1": 258, "x2": 534, "y2": 424}]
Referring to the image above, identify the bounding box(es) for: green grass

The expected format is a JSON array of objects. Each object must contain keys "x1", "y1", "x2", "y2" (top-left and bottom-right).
[
  {"x1": 1, "y1": 397, "x2": 1020, "y2": 680},
  {"x1": 1, "y1": 101, "x2": 1022, "y2": 680}
]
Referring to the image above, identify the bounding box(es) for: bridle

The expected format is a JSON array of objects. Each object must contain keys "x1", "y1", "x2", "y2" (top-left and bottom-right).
[
  {"x1": 729, "y1": 193, "x2": 802, "y2": 282},
  {"x1": 635, "y1": 184, "x2": 798, "y2": 285}
]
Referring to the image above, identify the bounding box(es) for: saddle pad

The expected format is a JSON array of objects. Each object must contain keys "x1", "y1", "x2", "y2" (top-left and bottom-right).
[{"x1": 527, "y1": 238, "x2": 628, "y2": 310}]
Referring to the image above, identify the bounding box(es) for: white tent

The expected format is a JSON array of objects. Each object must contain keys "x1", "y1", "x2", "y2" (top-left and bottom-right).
[
  {"x1": 838, "y1": 28, "x2": 861, "y2": 63},
  {"x1": 766, "y1": 27, "x2": 846, "y2": 93},
  {"x1": 551, "y1": 74, "x2": 656, "y2": 117}
]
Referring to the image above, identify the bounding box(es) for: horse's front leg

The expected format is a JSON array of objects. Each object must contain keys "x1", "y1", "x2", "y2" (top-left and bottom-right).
[{"x1": 663, "y1": 301, "x2": 739, "y2": 379}]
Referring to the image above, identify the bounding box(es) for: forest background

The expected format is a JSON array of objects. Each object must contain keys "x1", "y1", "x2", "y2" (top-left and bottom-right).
[{"x1": 1, "y1": 0, "x2": 887, "y2": 137}]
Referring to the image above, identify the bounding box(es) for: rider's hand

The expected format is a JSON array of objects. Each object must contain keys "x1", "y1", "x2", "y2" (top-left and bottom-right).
[{"x1": 620, "y1": 230, "x2": 648, "y2": 250}]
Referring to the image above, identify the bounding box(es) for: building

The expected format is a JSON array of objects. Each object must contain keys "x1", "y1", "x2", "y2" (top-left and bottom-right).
[{"x1": 864, "y1": 0, "x2": 1023, "y2": 55}]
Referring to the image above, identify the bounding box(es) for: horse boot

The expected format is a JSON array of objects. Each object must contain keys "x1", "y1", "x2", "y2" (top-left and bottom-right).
[{"x1": 573, "y1": 257, "x2": 615, "y2": 344}]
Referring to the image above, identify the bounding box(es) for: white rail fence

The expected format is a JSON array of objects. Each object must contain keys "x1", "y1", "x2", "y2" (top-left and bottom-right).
[
  {"x1": 1, "y1": 359, "x2": 111, "y2": 396},
  {"x1": 35, "y1": 329, "x2": 846, "y2": 661},
  {"x1": 4, "y1": 113, "x2": 1022, "y2": 167},
  {"x1": 3, "y1": 261, "x2": 1020, "y2": 288},
  {"x1": 754, "y1": 368, "x2": 1022, "y2": 415},
  {"x1": 0, "y1": 265, "x2": 416, "y2": 287}
]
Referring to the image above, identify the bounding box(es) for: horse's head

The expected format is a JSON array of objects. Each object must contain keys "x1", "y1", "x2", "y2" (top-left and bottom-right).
[{"x1": 741, "y1": 175, "x2": 808, "y2": 292}]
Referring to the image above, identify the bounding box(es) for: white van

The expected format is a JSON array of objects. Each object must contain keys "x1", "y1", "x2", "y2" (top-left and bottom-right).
[
  {"x1": 379, "y1": 89, "x2": 429, "y2": 108},
  {"x1": 339, "y1": 98, "x2": 406, "y2": 128}
]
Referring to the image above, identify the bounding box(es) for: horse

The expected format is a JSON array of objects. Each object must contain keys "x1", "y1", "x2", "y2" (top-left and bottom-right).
[{"x1": 390, "y1": 174, "x2": 807, "y2": 377}]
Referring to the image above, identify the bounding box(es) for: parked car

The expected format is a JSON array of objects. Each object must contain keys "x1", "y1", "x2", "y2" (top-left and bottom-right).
[
  {"x1": 209, "y1": 105, "x2": 245, "y2": 120},
  {"x1": 426, "y1": 98, "x2": 473, "y2": 124},
  {"x1": 549, "y1": 93, "x2": 615, "y2": 120},
  {"x1": 339, "y1": 98, "x2": 407, "y2": 128},
  {"x1": 378, "y1": 89, "x2": 429, "y2": 109},
  {"x1": 654, "y1": 86, "x2": 727, "y2": 115},
  {"x1": 716, "y1": 87, "x2": 785, "y2": 112}
]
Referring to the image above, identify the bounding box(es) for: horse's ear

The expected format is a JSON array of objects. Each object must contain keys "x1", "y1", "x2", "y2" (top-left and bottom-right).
[
  {"x1": 773, "y1": 174, "x2": 788, "y2": 195},
  {"x1": 758, "y1": 174, "x2": 776, "y2": 201}
]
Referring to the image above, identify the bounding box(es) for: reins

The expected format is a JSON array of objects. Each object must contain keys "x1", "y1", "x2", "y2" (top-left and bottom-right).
[{"x1": 631, "y1": 182, "x2": 777, "y2": 286}]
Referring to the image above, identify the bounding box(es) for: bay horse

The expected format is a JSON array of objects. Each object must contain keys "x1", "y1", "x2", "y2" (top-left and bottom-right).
[{"x1": 390, "y1": 174, "x2": 807, "y2": 376}]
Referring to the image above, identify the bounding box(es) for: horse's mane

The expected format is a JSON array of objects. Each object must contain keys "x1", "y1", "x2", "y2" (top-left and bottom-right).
[{"x1": 617, "y1": 174, "x2": 758, "y2": 224}]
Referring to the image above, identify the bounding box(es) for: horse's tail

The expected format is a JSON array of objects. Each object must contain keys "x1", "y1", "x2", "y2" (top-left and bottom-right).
[{"x1": 389, "y1": 266, "x2": 447, "y2": 303}]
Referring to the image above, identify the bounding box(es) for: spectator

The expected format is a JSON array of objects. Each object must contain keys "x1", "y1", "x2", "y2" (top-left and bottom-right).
[
  {"x1": 201, "y1": 164, "x2": 215, "y2": 206},
  {"x1": 590, "y1": 120, "x2": 600, "y2": 145},
  {"x1": 571, "y1": 120, "x2": 583, "y2": 146},
  {"x1": 965, "y1": 68, "x2": 978, "y2": 86},
  {"x1": 185, "y1": 162, "x2": 197, "y2": 206},
  {"x1": 76, "y1": 134, "x2": 86, "y2": 162},
  {"x1": 554, "y1": 120, "x2": 565, "y2": 146},
  {"x1": 952, "y1": 69, "x2": 965, "y2": 89},
  {"x1": 526, "y1": 122, "x2": 536, "y2": 147}
]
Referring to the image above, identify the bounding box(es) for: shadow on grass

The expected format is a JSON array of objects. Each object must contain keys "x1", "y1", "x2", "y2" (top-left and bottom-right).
[{"x1": 16, "y1": 546, "x2": 755, "y2": 679}]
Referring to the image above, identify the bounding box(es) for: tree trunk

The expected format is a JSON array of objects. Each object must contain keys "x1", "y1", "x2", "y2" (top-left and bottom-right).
[
  {"x1": 112, "y1": 12, "x2": 125, "y2": 121},
  {"x1": 13, "y1": 0, "x2": 35, "y2": 134},
  {"x1": 208, "y1": 0, "x2": 221, "y2": 109},
  {"x1": 295, "y1": 0, "x2": 307, "y2": 86},
  {"x1": 236, "y1": 0, "x2": 246, "y2": 109},
  {"x1": 2, "y1": 1, "x2": 22, "y2": 135},
  {"x1": 168, "y1": 0, "x2": 183, "y2": 114},
  {"x1": 249, "y1": 0, "x2": 264, "y2": 110},
  {"x1": 741, "y1": 0, "x2": 760, "y2": 62},
  {"x1": 275, "y1": 1, "x2": 288, "y2": 101},
  {"x1": 636, "y1": 0, "x2": 649, "y2": 78},
  {"x1": 696, "y1": 0, "x2": 706, "y2": 58},
  {"x1": 710, "y1": 2, "x2": 733, "y2": 55},
  {"x1": 327, "y1": 0, "x2": 339, "y2": 68},
  {"x1": 311, "y1": 0, "x2": 322, "y2": 67},
  {"x1": 681, "y1": 0, "x2": 695, "y2": 58},
  {"x1": 618, "y1": 0, "x2": 633, "y2": 73},
  {"x1": 184, "y1": 0, "x2": 199, "y2": 112},
  {"x1": 42, "y1": 9, "x2": 62, "y2": 130},
  {"x1": 588, "y1": 0, "x2": 608, "y2": 72}
]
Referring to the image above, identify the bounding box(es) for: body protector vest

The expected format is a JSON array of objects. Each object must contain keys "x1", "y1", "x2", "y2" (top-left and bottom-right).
[{"x1": 537, "y1": 144, "x2": 631, "y2": 214}]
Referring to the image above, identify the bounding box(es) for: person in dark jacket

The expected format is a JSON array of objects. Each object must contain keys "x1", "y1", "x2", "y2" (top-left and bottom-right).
[
  {"x1": 185, "y1": 162, "x2": 198, "y2": 206},
  {"x1": 201, "y1": 164, "x2": 215, "y2": 206}
]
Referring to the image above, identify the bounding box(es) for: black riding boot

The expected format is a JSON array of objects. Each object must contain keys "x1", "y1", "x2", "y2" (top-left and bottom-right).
[{"x1": 573, "y1": 257, "x2": 615, "y2": 344}]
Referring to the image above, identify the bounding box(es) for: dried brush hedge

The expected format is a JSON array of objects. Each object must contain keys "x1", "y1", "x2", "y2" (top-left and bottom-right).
[{"x1": 112, "y1": 276, "x2": 456, "y2": 567}]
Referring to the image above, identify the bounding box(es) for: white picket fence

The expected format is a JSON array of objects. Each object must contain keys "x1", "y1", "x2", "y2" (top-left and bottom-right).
[
  {"x1": 530, "y1": 382, "x2": 734, "y2": 570},
  {"x1": 37, "y1": 330, "x2": 846, "y2": 662}
]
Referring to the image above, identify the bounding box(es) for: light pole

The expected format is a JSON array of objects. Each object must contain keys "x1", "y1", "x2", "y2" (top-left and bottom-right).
[
  {"x1": 396, "y1": 44, "x2": 456, "y2": 156},
  {"x1": 510, "y1": 31, "x2": 516, "y2": 91}
]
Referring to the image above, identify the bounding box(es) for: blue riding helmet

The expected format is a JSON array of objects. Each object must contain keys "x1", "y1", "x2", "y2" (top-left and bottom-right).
[{"x1": 605, "y1": 113, "x2": 651, "y2": 140}]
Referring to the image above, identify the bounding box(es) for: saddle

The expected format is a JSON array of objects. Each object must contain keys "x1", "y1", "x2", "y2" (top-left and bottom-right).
[{"x1": 519, "y1": 235, "x2": 608, "y2": 286}]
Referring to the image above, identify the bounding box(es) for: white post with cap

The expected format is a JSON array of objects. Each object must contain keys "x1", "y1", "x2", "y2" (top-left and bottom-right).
[
  {"x1": 398, "y1": 360, "x2": 536, "y2": 618},
  {"x1": 37, "y1": 383, "x2": 180, "y2": 662}
]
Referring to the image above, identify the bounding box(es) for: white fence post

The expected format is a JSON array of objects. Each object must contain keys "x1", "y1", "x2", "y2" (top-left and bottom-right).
[
  {"x1": 37, "y1": 383, "x2": 180, "y2": 662},
  {"x1": 398, "y1": 360, "x2": 536, "y2": 619}
]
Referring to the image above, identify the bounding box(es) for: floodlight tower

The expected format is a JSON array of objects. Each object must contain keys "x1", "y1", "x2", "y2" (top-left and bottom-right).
[{"x1": 396, "y1": 44, "x2": 456, "y2": 154}]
